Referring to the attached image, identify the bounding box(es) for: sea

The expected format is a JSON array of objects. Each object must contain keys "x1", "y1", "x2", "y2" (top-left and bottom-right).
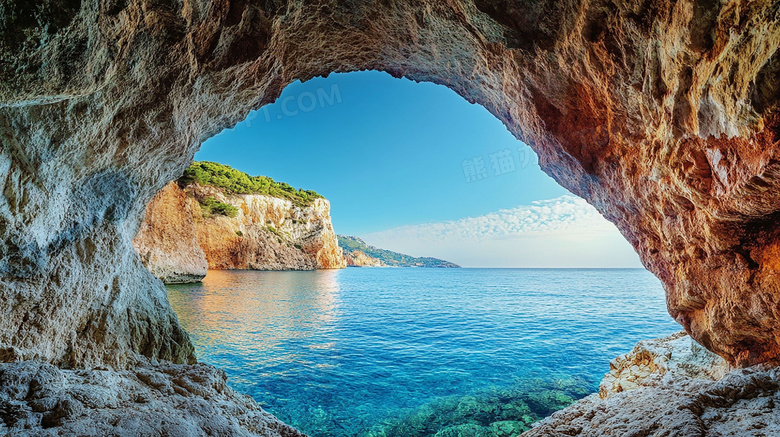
[{"x1": 166, "y1": 268, "x2": 681, "y2": 437}]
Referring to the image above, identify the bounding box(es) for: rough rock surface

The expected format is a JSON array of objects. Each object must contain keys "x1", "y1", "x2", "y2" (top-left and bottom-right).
[
  {"x1": 1, "y1": 0, "x2": 780, "y2": 434},
  {"x1": 1, "y1": 0, "x2": 779, "y2": 369},
  {"x1": 133, "y1": 182, "x2": 209, "y2": 284},
  {"x1": 133, "y1": 182, "x2": 344, "y2": 280},
  {"x1": 599, "y1": 331, "x2": 730, "y2": 397},
  {"x1": 523, "y1": 333, "x2": 780, "y2": 436},
  {"x1": 187, "y1": 184, "x2": 346, "y2": 271},
  {"x1": 0, "y1": 360, "x2": 304, "y2": 437}
]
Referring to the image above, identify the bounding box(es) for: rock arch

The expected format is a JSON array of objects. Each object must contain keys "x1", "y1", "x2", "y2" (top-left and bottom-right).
[{"x1": 0, "y1": 0, "x2": 779, "y2": 369}]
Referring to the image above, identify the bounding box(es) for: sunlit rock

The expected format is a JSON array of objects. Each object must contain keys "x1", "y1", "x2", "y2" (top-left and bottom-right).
[
  {"x1": 133, "y1": 182, "x2": 345, "y2": 281},
  {"x1": 599, "y1": 331, "x2": 730, "y2": 398},
  {"x1": 524, "y1": 333, "x2": 780, "y2": 436},
  {"x1": 133, "y1": 182, "x2": 209, "y2": 284}
]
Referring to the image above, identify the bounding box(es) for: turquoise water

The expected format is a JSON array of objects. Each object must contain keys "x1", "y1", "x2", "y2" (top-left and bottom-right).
[{"x1": 167, "y1": 268, "x2": 681, "y2": 436}]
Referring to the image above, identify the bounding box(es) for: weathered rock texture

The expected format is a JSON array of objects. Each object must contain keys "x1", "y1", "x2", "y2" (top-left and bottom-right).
[
  {"x1": 133, "y1": 182, "x2": 345, "y2": 280},
  {"x1": 599, "y1": 331, "x2": 730, "y2": 398},
  {"x1": 523, "y1": 332, "x2": 780, "y2": 436},
  {"x1": 345, "y1": 250, "x2": 388, "y2": 267},
  {"x1": 0, "y1": 360, "x2": 304, "y2": 437},
  {"x1": 188, "y1": 183, "x2": 346, "y2": 271},
  {"x1": 0, "y1": 0, "x2": 779, "y2": 399},
  {"x1": 133, "y1": 182, "x2": 209, "y2": 284}
]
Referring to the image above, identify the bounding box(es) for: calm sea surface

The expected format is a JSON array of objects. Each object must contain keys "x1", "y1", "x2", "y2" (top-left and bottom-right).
[{"x1": 167, "y1": 268, "x2": 681, "y2": 437}]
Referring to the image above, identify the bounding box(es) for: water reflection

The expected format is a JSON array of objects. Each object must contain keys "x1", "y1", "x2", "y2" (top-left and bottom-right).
[
  {"x1": 166, "y1": 268, "x2": 681, "y2": 437},
  {"x1": 168, "y1": 269, "x2": 342, "y2": 356}
]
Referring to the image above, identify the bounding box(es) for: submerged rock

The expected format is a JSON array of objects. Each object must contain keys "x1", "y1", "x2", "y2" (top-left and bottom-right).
[{"x1": 368, "y1": 378, "x2": 591, "y2": 437}]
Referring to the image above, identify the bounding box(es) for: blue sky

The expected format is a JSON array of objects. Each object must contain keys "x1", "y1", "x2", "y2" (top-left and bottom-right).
[{"x1": 196, "y1": 71, "x2": 642, "y2": 268}]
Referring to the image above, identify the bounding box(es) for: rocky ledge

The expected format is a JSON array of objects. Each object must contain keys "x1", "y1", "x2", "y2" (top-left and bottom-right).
[
  {"x1": 0, "y1": 360, "x2": 303, "y2": 437},
  {"x1": 523, "y1": 332, "x2": 780, "y2": 436}
]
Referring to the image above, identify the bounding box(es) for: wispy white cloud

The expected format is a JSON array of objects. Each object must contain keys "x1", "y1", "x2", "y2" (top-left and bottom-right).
[{"x1": 362, "y1": 195, "x2": 643, "y2": 268}]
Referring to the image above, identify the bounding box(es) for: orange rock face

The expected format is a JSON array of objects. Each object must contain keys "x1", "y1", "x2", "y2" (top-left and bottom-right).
[
  {"x1": 0, "y1": 0, "x2": 778, "y2": 369},
  {"x1": 188, "y1": 183, "x2": 346, "y2": 271},
  {"x1": 133, "y1": 183, "x2": 209, "y2": 283},
  {"x1": 134, "y1": 183, "x2": 346, "y2": 278}
]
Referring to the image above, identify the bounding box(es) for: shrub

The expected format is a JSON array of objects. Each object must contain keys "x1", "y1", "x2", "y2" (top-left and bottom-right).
[
  {"x1": 235, "y1": 230, "x2": 243, "y2": 237},
  {"x1": 179, "y1": 161, "x2": 324, "y2": 207},
  {"x1": 199, "y1": 197, "x2": 238, "y2": 218}
]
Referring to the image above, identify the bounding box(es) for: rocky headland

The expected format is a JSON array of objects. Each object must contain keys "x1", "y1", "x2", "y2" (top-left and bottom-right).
[
  {"x1": 133, "y1": 162, "x2": 345, "y2": 283},
  {"x1": 338, "y1": 235, "x2": 460, "y2": 268},
  {"x1": 1, "y1": 0, "x2": 779, "y2": 435}
]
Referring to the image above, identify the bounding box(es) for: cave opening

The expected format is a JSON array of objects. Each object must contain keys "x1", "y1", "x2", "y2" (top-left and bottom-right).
[
  {"x1": 145, "y1": 71, "x2": 681, "y2": 436},
  {"x1": 2, "y1": 1, "x2": 779, "y2": 434}
]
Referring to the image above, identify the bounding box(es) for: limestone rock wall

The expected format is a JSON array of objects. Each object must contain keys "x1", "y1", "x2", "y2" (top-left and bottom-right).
[
  {"x1": 133, "y1": 183, "x2": 209, "y2": 284},
  {"x1": 189, "y1": 183, "x2": 345, "y2": 271},
  {"x1": 1, "y1": 0, "x2": 779, "y2": 371},
  {"x1": 134, "y1": 183, "x2": 345, "y2": 279}
]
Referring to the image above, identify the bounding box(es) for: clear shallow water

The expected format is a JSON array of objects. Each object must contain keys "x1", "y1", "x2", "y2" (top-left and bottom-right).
[{"x1": 167, "y1": 268, "x2": 681, "y2": 436}]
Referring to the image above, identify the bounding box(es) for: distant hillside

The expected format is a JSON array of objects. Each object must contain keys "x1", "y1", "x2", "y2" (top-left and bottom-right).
[{"x1": 338, "y1": 235, "x2": 460, "y2": 268}]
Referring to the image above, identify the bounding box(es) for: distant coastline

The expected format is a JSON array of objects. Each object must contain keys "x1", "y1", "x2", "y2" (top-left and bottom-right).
[{"x1": 338, "y1": 235, "x2": 460, "y2": 268}]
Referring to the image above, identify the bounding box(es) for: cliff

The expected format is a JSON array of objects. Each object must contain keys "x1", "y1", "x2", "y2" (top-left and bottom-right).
[
  {"x1": 338, "y1": 235, "x2": 460, "y2": 268},
  {"x1": 133, "y1": 179, "x2": 345, "y2": 281},
  {"x1": 344, "y1": 250, "x2": 388, "y2": 267},
  {"x1": 132, "y1": 183, "x2": 209, "y2": 284},
  {"x1": 188, "y1": 182, "x2": 346, "y2": 271}
]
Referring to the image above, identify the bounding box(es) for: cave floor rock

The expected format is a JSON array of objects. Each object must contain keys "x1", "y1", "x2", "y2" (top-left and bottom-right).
[
  {"x1": 523, "y1": 333, "x2": 780, "y2": 437},
  {"x1": 0, "y1": 360, "x2": 304, "y2": 437}
]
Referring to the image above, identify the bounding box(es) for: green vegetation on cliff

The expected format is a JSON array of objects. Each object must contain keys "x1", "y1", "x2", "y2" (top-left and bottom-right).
[
  {"x1": 179, "y1": 161, "x2": 324, "y2": 207},
  {"x1": 338, "y1": 235, "x2": 460, "y2": 268},
  {"x1": 198, "y1": 196, "x2": 238, "y2": 218}
]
